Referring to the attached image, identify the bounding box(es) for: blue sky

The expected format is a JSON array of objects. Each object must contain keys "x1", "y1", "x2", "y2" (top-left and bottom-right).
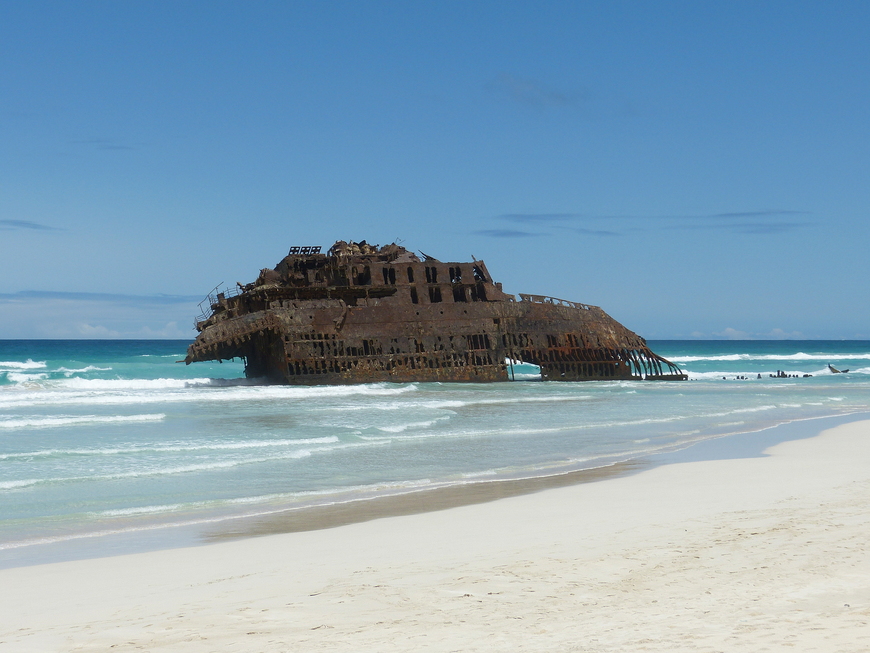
[{"x1": 1, "y1": 1, "x2": 868, "y2": 339}]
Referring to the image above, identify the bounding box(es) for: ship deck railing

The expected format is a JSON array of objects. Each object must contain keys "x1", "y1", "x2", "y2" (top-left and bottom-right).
[
  {"x1": 194, "y1": 283, "x2": 243, "y2": 325},
  {"x1": 517, "y1": 293, "x2": 594, "y2": 311}
]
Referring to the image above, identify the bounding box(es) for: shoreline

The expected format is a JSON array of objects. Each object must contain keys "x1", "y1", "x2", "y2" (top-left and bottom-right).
[
  {"x1": 3, "y1": 410, "x2": 869, "y2": 570},
  {"x1": 207, "y1": 410, "x2": 870, "y2": 543},
  {"x1": 2, "y1": 413, "x2": 869, "y2": 650}
]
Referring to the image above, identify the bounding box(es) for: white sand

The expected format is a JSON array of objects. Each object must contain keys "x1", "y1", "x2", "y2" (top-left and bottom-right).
[{"x1": 3, "y1": 419, "x2": 870, "y2": 652}]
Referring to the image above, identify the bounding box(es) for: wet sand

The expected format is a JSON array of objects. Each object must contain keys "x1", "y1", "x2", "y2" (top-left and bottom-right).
[
  {"x1": 204, "y1": 460, "x2": 647, "y2": 541},
  {"x1": 2, "y1": 417, "x2": 870, "y2": 652},
  {"x1": 206, "y1": 412, "x2": 870, "y2": 542}
]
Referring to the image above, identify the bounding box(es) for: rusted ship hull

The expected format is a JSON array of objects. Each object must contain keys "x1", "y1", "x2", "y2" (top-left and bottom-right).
[{"x1": 185, "y1": 242, "x2": 686, "y2": 384}]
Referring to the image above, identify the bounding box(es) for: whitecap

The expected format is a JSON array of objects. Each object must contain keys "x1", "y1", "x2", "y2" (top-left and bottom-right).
[
  {"x1": 58, "y1": 377, "x2": 213, "y2": 391},
  {"x1": 0, "y1": 359, "x2": 47, "y2": 370},
  {"x1": 96, "y1": 504, "x2": 187, "y2": 517},
  {"x1": 1, "y1": 441, "x2": 382, "y2": 489},
  {"x1": 0, "y1": 413, "x2": 165, "y2": 430},
  {"x1": 57, "y1": 366, "x2": 113, "y2": 376},
  {"x1": 375, "y1": 417, "x2": 451, "y2": 433},
  {"x1": 671, "y1": 352, "x2": 870, "y2": 363},
  {"x1": 6, "y1": 372, "x2": 49, "y2": 384},
  {"x1": 0, "y1": 479, "x2": 41, "y2": 490}
]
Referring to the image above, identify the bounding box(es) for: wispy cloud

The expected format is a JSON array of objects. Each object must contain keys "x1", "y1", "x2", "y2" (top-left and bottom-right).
[
  {"x1": 72, "y1": 321, "x2": 188, "y2": 339},
  {"x1": 702, "y1": 327, "x2": 806, "y2": 340},
  {"x1": 709, "y1": 210, "x2": 808, "y2": 219},
  {"x1": 498, "y1": 210, "x2": 808, "y2": 223},
  {"x1": 0, "y1": 292, "x2": 199, "y2": 338},
  {"x1": 490, "y1": 210, "x2": 811, "y2": 236},
  {"x1": 661, "y1": 221, "x2": 809, "y2": 235},
  {"x1": 77, "y1": 323, "x2": 121, "y2": 338},
  {"x1": 734, "y1": 223, "x2": 805, "y2": 235},
  {"x1": 72, "y1": 138, "x2": 137, "y2": 151},
  {"x1": 487, "y1": 73, "x2": 640, "y2": 118},
  {"x1": 566, "y1": 227, "x2": 621, "y2": 237},
  {"x1": 712, "y1": 327, "x2": 751, "y2": 340},
  {"x1": 473, "y1": 229, "x2": 543, "y2": 239},
  {"x1": 0, "y1": 291, "x2": 201, "y2": 305},
  {"x1": 498, "y1": 213, "x2": 583, "y2": 223},
  {"x1": 488, "y1": 73, "x2": 586, "y2": 109},
  {"x1": 0, "y1": 219, "x2": 61, "y2": 231}
]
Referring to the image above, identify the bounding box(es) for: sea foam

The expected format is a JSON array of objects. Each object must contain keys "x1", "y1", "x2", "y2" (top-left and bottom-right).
[
  {"x1": 0, "y1": 413, "x2": 165, "y2": 430},
  {"x1": 3, "y1": 339, "x2": 870, "y2": 567},
  {"x1": 670, "y1": 352, "x2": 870, "y2": 363},
  {"x1": 0, "y1": 360, "x2": 47, "y2": 370}
]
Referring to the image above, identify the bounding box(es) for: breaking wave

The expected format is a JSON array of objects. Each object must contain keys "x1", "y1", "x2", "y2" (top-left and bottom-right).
[
  {"x1": 0, "y1": 360, "x2": 46, "y2": 370},
  {"x1": 671, "y1": 352, "x2": 870, "y2": 363},
  {"x1": 0, "y1": 436, "x2": 341, "y2": 460},
  {"x1": 0, "y1": 413, "x2": 166, "y2": 430}
]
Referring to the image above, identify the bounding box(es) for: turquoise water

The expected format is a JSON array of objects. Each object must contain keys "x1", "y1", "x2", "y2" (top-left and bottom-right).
[{"x1": 2, "y1": 339, "x2": 869, "y2": 566}]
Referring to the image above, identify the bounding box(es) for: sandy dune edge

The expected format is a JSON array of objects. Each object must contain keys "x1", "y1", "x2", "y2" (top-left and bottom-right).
[{"x1": 2, "y1": 420, "x2": 870, "y2": 652}]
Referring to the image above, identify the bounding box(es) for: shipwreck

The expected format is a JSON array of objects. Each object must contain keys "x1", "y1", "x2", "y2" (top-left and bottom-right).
[{"x1": 185, "y1": 241, "x2": 687, "y2": 383}]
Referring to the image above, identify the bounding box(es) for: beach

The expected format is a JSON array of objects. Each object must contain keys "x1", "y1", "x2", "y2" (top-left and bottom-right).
[
  {"x1": 2, "y1": 416, "x2": 869, "y2": 652},
  {"x1": 5, "y1": 339, "x2": 870, "y2": 569},
  {"x1": 4, "y1": 1, "x2": 870, "y2": 648}
]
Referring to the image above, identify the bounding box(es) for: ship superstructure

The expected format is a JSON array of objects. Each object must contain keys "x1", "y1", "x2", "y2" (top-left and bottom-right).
[{"x1": 185, "y1": 241, "x2": 686, "y2": 383}]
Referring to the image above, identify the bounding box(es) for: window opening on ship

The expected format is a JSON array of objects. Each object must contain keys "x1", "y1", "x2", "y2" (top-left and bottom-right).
[
  {"x1": 410, "y1": 288, "x2": 419, "y2": 304},
  {"x1": 473, "y1": 265, "x2": 486, "y2": 282},
  {"x1": 407, "y1": 267, "x2": 415, "y2": 283},
  {"x1": 428, "y1": 286, "x2": 442, "y2": 303},
  {"x1": 506, "y1": 358, "x2": 542, "y2": 382}
]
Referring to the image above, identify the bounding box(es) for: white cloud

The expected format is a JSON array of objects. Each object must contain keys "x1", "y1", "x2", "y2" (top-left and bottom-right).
[
  {"x1": 765, "y1": 328, "x2": 805, "y2": 339},
  {"x1": 0, "y1": 293, "x2": 198, "y2": 339},
  {"x1": 694, "y1": 327, "x2": 808, "y2": 340},
  {"x1": 712, "y1": 327, "x2": 751, "y2": 339},
  {"x1": 137, "y1": 322, "x2": 188, "y2": 338},
  {"x1": 77, "y1": 323, "x2": 121, "y2": 338}
]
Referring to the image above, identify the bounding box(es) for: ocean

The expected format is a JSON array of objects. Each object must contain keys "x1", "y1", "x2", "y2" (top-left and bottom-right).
[{"x1": 2, "y1": 339, "x2": 869, "y2": 568}]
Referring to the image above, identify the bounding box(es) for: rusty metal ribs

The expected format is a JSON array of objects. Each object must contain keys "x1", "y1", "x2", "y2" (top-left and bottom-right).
[{"x1": 185, "y1": 241, "x2": 687, "y2": 384}]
